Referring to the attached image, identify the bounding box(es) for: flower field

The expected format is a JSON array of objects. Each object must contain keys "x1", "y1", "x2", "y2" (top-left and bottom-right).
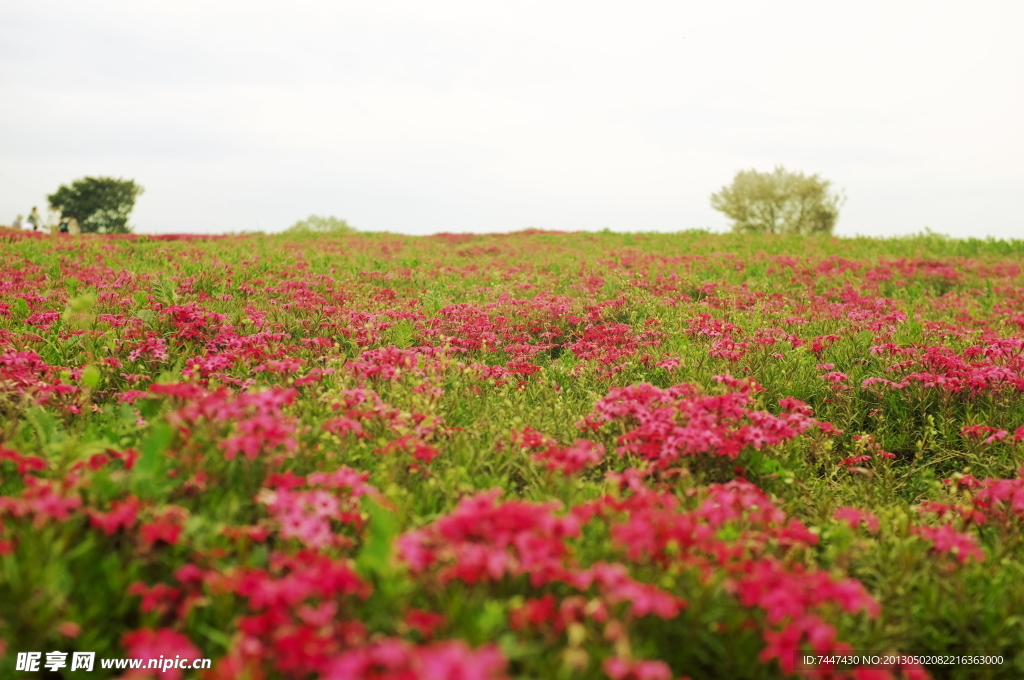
[{"x1": 2, "y1": 228, "x2": 1024, "y2": 679}]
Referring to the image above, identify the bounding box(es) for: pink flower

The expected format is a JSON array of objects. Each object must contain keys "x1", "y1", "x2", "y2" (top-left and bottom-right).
[
  {"x1": 834, "y1": 506, "x2": 880, "y2": 533},
  {"x1": 405, "y1": 609, "x2": 446, "y2": 639},
  {"x1": 0, "y1": 447, "x2": 46, "y2": 475},
  {"x1": 322, "y1": 639, "x2": 507, "y2": 680},
  {"x1": 583, "y1": 381, "x2": 816, "y2": 468},
  {"x1": 961, "y1": 424, "x2": 1008, "y2": 444},
  {"x1": 817, "y1": 421, "x2": 843, "y2": 436},
  {"x1": 913, "y1": 525, "x2": 985, "y2": 563},
  {"x1": 140, "y1": 506, "x2": 188, "y2": 548},
  {"x1": 323, "y1": 416, "x2": 365, "y2": 438},
  {"x1": 88, "y1": 496, "x2": 141, "y2": 536},
  {"x1": 395, "y1": 489, "x2": 582, "y2": 587},
  {"x1": 416, "y1": 640, "x2": 507, "y2": 680},
  {"x1": 532, "y1": 439, "x2": 605, "y2": 474},
  {"x1": 510, "y1": 427, "x2": 557, "y2": 449},
  {"x1": 510, "y1": 595, "x2": 557, "y2": 631},
  {"x1": 778, "y1": 397, "x2": 813, "y2": 415},
  {"x1": 655, "y1": 356, "x2": 682, "y2": 370},
  {"x1": 121, "y1": 628, "x2": 201, "y2": 680},
  {"x1": 577, "y1": 562, "x2": 683, "y2": 618},
  {"x1": 376, "y1": 434, "x2": 441, "y2": 464},
  {"x1": 0, "y1": 478, "x2": 82, "y2": 527}
]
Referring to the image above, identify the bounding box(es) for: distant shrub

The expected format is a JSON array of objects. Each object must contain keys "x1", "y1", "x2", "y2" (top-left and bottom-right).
[
  {"x1": 285, "y1": 215, "x2": 356, "y2": 234},
  {"x1": 47, "y1": 176, "x2": 144, "y2": 234},
  {"x1": 711, "y1": 166, "x2": 844, "y2": 236}
]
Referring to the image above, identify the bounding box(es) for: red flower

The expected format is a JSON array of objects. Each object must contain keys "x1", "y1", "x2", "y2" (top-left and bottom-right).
[
  {"x1": 140, "y1": 506, "x2": 188, "y2": 548},
  {"x1": 322, "y1": 639, "x2": 507, "y2": 680},
  {"x1": 88, "y1": 496, "x2": 141, "y2": 536},
  {"x1": 604, "y1": 656, "x2": 672, "y2": 680},
  {"x1": 120, "y1": 628, "x2": 201, "y2": 680},
  {"x1": 0, "y1": 447, "x2": 47, "y2": 475},
  {"x1": 532, "y1": 439, "x2": 605, "y2": 474},
  {"x1": 834, "y1": 506, "x2": 880, "y2": 533},
  {"x1": 405, "y1": 609, "x2": 446, "y2": 639},
  {"x1": 913, "y1": 525, "x2": 985, "y2": 563}
]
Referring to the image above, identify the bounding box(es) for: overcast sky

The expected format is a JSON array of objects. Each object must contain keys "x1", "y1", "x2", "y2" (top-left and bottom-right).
[{"x1": 1, "y1": 1, "x2": 1021, "y2": 238}]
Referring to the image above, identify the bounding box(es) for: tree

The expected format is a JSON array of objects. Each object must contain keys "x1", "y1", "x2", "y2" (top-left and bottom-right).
[
  {"x1": 285, "y1": 215, "x2": 356, "y2": 234},
  {"x1": 47, "y1": 177, "x2": 144, "y2": 234},
  {"x1": 710, "y1": 166, "x2": 844, "y2": 235}
]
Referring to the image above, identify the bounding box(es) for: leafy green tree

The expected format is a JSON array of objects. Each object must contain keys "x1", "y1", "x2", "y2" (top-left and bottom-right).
[
  {"x1": 710, "y1": 166, "x2": 844, "y2": 235},
  {"x1": 285, "y1": 215, "x2": 356, "y2": 234},
  {"x1": 47, "y1": 177, "x2": 144, "y2": 234}
]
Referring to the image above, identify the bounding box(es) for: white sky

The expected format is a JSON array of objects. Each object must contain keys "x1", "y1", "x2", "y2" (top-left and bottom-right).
[{"x1": 1, "y1": 0, "x2": 1022, "y2": 238}]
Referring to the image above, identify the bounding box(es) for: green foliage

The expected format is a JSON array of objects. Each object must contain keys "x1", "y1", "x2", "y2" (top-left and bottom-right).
[
  {"x1": 47, "y1": 177, "x2": 144, "y2": 234},
  {"x1": 285, "y1": 214, "x2": 356, "y2": 235},
  {"x1": 356, "y1": 497, "x2": 401, "y2": 580},
  {"x1": 711, "y1": 166, "x2": 844, "y2": 235},
  {"x1": 130, "y1": 421, "x2": 176, "y2": 501}
]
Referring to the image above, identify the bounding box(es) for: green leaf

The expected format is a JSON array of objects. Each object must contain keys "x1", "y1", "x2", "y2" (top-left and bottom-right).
[
  {"x1": 82, "y1": 364, "x2": 102, "y2": 390},
  {"x1": 356, "y1": 497, "x2": 400, "y2": 579},
  {"x1": 476, "y1": 600, "x2": 507, "y2": 637},
  {"x1": 13, "y1": 297, "x2": 29, "y2": 318},
  {"x1": 66, "y1": 292, "x2": 96, "y2": 314},
  {"x1": 716, "y1": 525, "x2": 741, "y2": 542},
  {"x1": 130, "y1": 422, "x2": 175, "y2": 500}
]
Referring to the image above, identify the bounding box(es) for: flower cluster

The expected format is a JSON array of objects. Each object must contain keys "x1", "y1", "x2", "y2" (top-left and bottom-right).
[{"x1": 578, "y1": 380, "x2": 820, "y2": 467}]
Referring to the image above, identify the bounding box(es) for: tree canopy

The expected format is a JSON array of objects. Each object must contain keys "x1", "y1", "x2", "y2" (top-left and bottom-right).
[
  {"x1": 710, "y1": 166, "x2": 844, "y2": 235},
  {"x1": 285, "y1": 215, "x2": 356, "y2": 235},
  {"x1": 48, "y1": 177, "x2": 144, "y2": 234}
]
